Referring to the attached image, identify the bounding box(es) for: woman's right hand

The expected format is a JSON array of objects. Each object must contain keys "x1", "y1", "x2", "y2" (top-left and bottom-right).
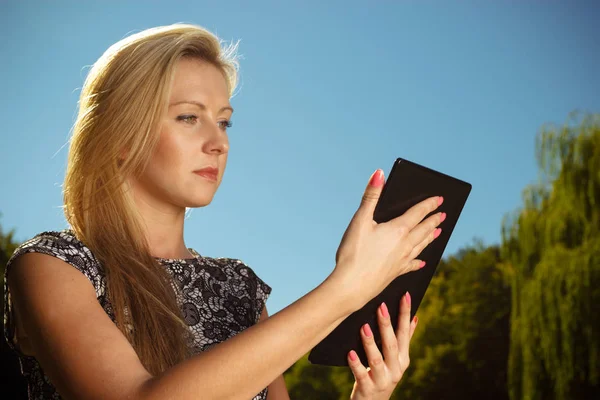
[{"x1": 331, "y1": 169, "x2": 445, "y2": 312}]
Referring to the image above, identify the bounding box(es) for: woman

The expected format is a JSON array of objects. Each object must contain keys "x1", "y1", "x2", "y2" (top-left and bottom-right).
[{"x1": 4, "y1": 24, "x2": 445, "y2": 400}]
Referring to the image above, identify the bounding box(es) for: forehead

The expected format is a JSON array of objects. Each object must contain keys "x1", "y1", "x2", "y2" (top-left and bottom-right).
[{"x1": 169, "y1": 57, "x2": 230, "y2": 103}]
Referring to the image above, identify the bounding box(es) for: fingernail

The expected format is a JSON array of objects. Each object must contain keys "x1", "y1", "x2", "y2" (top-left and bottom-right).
[
  {"x1": 413, "y1": 316, "x2": 418, "y2": 325},
  {"x1": 363, "y1": 323, "x2": 373, "y2": 337},
  {"x1": 438, "y1": 196, "x2": 444, "y2": 206},
  {"x1": 419, "y1": 260, "x2": 426, "y2": 269},
  {"x1": 369, "y1": 169, "x2": 384, "y2": 187},
  {"x1": 380, "y1": 302, "x2": 389, "y2": 318},
  {"x1": 405, "y1": 292, "x2": 411, "y2": 306},
  {"x1": 434, "y1": 228, "x2": 442, "y2": 239},
  {"x1": 440, "y1": 212, "x2": 446, "y2": 223},
  {"x1": 349, "y1": 350, "x2": 358, "y2": 361}
]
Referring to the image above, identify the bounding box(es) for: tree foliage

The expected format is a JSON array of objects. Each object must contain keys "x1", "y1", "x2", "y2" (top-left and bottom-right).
[
  {"x1": 502, "y1": 113, "x2": 600, "y2": 399},
  {"x1": 1, "y1": 217, "x2": 27, "y2": 399},
  {"x1": 0, "y1": 218, "x2": 19, "y2": 274},
  {"x1": 391, "y1": 242, "x2": 510, "y2": 400},
  {"x1": 283, "y1": 242, "x2": 511, "y2": 400},
  {"x1": 286, "y1": 114, "x2": 600, "y2": 399},
  {"x1": 284, "y1": 354, "x2": 354, "y2": 399}
]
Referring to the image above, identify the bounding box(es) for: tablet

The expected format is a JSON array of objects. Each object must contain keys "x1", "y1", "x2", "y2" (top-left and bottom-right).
[{"x1": 308, "y1": 158, "x2": 472, "y2": 366}]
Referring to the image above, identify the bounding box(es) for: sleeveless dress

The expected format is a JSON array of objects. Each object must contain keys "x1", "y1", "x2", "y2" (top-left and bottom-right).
[{"x1": 3, "y1": 230, "x2": 272, "y2": 400}]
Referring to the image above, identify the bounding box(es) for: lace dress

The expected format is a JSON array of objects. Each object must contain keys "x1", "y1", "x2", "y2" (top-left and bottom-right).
[{"x1": 3, "y1": 230, "x2": 272, "y2": 400}]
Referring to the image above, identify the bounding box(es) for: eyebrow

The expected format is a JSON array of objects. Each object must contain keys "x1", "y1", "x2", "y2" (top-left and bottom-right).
[{"x1": 169, "y1": 100, "x2": 234, "y2": 114}]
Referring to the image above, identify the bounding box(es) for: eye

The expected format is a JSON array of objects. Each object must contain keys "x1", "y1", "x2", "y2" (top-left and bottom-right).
[
  {"x1": 218, "y1": 120, "x2": 233, "y2": 131},
  {"x1": 176, "y1": 114, "x2": 198, "y2": 124}
]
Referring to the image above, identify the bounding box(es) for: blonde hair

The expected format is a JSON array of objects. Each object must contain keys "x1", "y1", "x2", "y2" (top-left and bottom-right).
[{"x1": 63, "y1": 23, "x2": 239, "y2": 375}]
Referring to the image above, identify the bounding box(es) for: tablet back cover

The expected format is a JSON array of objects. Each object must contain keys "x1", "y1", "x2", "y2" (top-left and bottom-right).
[{"x1": 308, "y1": 158, "x2": 472, "y2": 366}]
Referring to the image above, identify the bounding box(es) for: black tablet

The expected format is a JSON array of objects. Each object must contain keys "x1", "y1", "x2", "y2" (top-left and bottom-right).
[{"x1": 308, "y1": 157, "x2": 472, "y2": 366}]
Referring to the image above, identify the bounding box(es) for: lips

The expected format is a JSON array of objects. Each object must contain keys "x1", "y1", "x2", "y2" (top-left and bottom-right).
[{"x1": 194, "y1": 166, "x2": 218, "y2": 182}]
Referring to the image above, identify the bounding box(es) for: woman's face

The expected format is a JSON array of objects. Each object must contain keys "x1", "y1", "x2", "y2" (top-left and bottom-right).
[{"x1": 131, "y1": 57, "x2": 232, "y2": 211}]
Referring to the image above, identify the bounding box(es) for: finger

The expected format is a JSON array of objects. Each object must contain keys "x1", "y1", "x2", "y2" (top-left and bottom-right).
[
  {"x1": 357, "y1": 169, "x2": 385, "y2": 219},
  {"x1": 405, "y1": 259, "x2": 426, "y2": 273},
  {"x1": 406, "y1": 211, "x2": 446, "y2": 248},
  {"x1": 347, "y1": 350, "x2": 372, "y2": 390},
  {"x1": 390, "y1": 195, "x2": 443, "y2": 233},
  {"x1": 360, "y1": 323, "x2": 386, "y2": 383},
  {"x1": 396, "y1": 292, "x2": 412, "y2": 371},
  {"x1": 408, "y1": 224, "x2": 443, "y2": 262},
  {"x1": 377, "y1": 302, "x2": 401, "y2": 376}
]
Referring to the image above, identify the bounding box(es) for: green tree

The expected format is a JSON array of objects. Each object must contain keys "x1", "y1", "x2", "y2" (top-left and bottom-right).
[
  {"x1": 502, "y1": 113, "x2": 600, "y2": 399},
  {"x1": 1, "y1": 217, "x2": 27, "y2": 399},
  {"x1": 284, "y1": 241, "x2": 511, "y2": 400},
  {"x1": 1, "y1": 215, "x2": 21, "y2": 331},
  {"x1": 0, "y1": 218, "x2": 19, "y2": 275},
  {"x1": 392, "y1": 242, "x2": 510, "y2": 400},
  {"x1": 283, "y1": 354, "x2": 354, "y2": 399}
]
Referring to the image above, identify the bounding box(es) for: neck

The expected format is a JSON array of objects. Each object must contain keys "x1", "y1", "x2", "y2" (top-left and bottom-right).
[{"x1": 130, "y1": 185, "x2": 192, "y2": 260}]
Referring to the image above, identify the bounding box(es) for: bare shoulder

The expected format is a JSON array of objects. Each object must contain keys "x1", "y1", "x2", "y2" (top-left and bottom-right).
[{"x1": 7, "y1": 252, "x2": 152, "y2": 399}]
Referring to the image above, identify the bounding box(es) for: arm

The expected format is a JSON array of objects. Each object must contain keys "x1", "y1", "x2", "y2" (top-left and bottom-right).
[
  {"x1": 8, "y1": 253, "x2": 352, "y2": 400},
  {"x1": 259, "y1": 307, "x2": 291, "y2": 400}
]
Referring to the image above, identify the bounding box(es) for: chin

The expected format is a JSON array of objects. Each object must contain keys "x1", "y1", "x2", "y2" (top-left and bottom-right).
[{"x1": 184, "y1": 195, "x2": 215, "y2": 208}]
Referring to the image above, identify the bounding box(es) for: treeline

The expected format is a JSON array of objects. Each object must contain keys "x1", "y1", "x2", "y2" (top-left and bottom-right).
[
  {"x1": 283, "y1": 113, "x2": 600, "y2": 400},
  {"x1": 284, "y1": 242, "x2": 510, "y2": 400},
  {"x1": 2, "y1": 113, "x2": 599, "y2": 399},
  {"x1": 1, "y1": 219, "x2": 27, "y2": 399}
]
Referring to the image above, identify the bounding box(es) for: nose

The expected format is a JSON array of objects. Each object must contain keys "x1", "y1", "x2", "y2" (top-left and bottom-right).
[{"x1": 203, "y1": 122, "x2": 229, "y2": 154}]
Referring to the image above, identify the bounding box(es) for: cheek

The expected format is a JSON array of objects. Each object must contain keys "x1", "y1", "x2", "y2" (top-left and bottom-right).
[{"x1": 146, "y1": 130, "x2": 187, "y2": 181}]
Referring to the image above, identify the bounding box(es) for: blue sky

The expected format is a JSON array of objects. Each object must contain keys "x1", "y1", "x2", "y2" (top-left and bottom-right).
[{"x1": 1, "y1": 0, "x2": 599, "y2": 313}]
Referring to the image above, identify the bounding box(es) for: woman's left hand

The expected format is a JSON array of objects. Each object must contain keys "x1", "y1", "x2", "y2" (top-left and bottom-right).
[{"x1": 347, "y1": 292, "x2": 418, "y2": 400}]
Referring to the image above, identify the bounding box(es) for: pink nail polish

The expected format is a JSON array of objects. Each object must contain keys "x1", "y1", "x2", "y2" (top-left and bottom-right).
[
  {"x1": 369, "y1": 169, "x2": 384, "y2": 187},
  {"x1": 363, "y1": 323, "x2": 373, "y2": 337},
  {"x1": 438, "y1": 196, "x2": 444, "y2": 206},
  {"x1": 349, "y1": 350, "x2": 358, "y2": 361},
  {"x1": 440, "y1": 212, "x2": 447, "y2": 223},
  {"x1": 419, "y1": 261, "x2": 426, "y2": 269},
  {"x1": 380, "y1": 302, "x2": 389, "y2": 318},
  {"x1": 434, "y1": 228, "x2": 442, "y2": 239},
  {"x1": 406, "y1": 292, "x2": 411, "y2": 306}
]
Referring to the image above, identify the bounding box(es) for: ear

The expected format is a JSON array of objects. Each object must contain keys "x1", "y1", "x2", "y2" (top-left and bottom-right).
[
  {"x1": 118, "y1": 148, "x2": 129, "y2": 167},
  {"x1": 119, "y1": 147, "x2": 130, "y2": 160}
]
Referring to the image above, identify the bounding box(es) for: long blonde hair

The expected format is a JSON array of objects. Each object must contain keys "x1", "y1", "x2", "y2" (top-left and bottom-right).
[{"x1": 63, "y1": 24, "x2": 239, "y2": 375}]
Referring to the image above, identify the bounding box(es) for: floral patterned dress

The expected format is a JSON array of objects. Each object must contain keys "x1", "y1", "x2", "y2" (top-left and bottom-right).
[{"x1": 3, "y1": 230, "x2": 272, "y2": 400}]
